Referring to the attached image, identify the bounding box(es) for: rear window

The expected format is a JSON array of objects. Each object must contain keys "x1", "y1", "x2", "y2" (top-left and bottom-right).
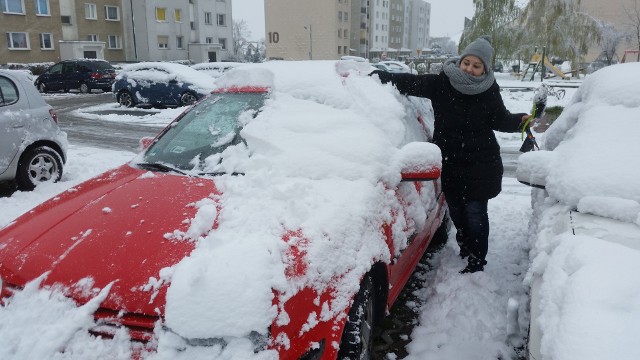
[
  {"x1": 94, "y1": 61, "x2": 115, "y2": 71},
  {"x1": 0, "y1": 76, "x2": 19, "y2": 106}
]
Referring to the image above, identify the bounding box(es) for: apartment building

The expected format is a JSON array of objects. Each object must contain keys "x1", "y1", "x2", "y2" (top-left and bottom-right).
[
  {"x1": 1, "y1": 0, "x2": 63, "y2": 64},
  {"x1": 403, "y1": 0, "x2": 430, "y2": 55},
  {"x1": 1, "y1": 0, "x2": 233, "y2": 65},
  {"x1": 349, "y1": 0, "x2": 369, "y2": 58},
  {"x1": 265, "y1": 0, "x2": 351, "y2": 60}
]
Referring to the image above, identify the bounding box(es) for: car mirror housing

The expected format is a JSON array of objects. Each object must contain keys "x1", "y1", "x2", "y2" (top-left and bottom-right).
[
  {"x1": 139, "y1": 136, "x2": 155, "y2": 151},
  {"x1": 397, "y1": 142, "x2": 442, "y2": 182},
  {"x1": 516, "y1": 150, "x2": 556, "y2": 189}
]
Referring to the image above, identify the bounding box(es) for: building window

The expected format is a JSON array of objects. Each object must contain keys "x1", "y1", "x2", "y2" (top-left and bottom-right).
[
  {"x1": 155, "y1": 7, "x2": 166, "y2": 21},
  {"x1": 219, "y1": 38, "x2": 226, "y2": 49},
  {"x1": 344, "y1": 12, "x2": 348, "y2": 21},
  {"x1": 6, "y1": 32, "x2": 29, "y2": 49},
  {"x1": 35, "y1": 0, "x2": 49, "y2": 15},
  {"x1": 176, "y1": 36, "x2": 184, "y2": 49},
  {"x1": 338, "y1": 29, "x2": 342, "y2": 38},
  {"x1": 87, "y1": 34, "x2": 98, "y2": 41},
  {"x1": 40, "y1": 33, "x2": 53, "y2": 49},
  {"x1": 85, "y1": 3, "x2": 96, "y2": 19},
  {"x1": 205, "y1": 37, "x2": 213, "y2": 44},
  {"x1": 338, "y1": 11, "x2": 342, "y2": 21},
  {"x1": 1, "y1": 0, "x2": 25, "y2": 14},
  {"x1": 344, "y1": 29, "x2": 348, "y2": 39},
  {"x1": 158, "y1": 35, "x2": 169, "y2": 49},
  {"x1": 217, "y1": 13, "x2": 225, "y2": 26},
  {"x1": 204, "y1": 12, "x2": 212, "y2": 25},
  {"x1": 338, "y1": 46, "x2": 342, "y2": 54},
  {"x1": 61, "y1": 15, "x2": 71, "y2": 24},
  {"x1": 108, "y1": 35, "x2": 121, "y2": 49},
  {"x1": 105, "y1": 5, "x2": 119, "y2": 21},
  {"x1": 174, "y1": 9, "x2": 181, "y2": 22}
]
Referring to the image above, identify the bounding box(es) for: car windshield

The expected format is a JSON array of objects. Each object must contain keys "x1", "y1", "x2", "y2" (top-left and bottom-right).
[
  {"x1": 94, "y1": 61, "x2": 114, "y2": 71},
  {"x1": 141, "y1": 92, "x2": 266, "y2": 172}
]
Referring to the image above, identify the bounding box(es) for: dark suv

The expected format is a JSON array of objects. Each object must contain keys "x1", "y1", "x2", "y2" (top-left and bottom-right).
[{"x1": 34, "y1": 59, "x2": 116, "y2": 94}]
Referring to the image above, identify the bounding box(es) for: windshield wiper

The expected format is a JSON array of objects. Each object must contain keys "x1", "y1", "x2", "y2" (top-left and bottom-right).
[
  {"x1": 137, "y1": 162, "x2": 188, "y2": 175},
  {"x1": 197, "y1": 171, "x2": 245, "y2": 176}
]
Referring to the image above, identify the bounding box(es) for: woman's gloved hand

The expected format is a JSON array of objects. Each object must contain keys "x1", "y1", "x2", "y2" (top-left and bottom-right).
[{"x1": 368, "y1": 69, "x2": 392, "y2": 84}]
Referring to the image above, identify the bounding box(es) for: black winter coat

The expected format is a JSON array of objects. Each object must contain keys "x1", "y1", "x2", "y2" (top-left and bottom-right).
[{"x1": 375, "y1": 71, "x2": 525, "y2": 200}]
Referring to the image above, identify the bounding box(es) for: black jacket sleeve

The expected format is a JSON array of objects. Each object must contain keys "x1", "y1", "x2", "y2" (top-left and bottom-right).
[
  {"x1": 370, "y1": 71, "x2": 437, "y2": 99},
  {"x1": 485, "y1": 84, "x2": 527, "y2": 133}
]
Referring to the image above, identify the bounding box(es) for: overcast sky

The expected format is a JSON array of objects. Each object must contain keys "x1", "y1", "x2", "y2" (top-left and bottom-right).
[{"x1": 232, "y1": 0, "x2": 475, "y2": 42}]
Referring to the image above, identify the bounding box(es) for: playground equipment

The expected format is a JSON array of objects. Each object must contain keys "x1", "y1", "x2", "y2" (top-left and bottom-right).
[
  {"x1": 521, "y1": 47, "x2": 569, "y2": 81},
  {"x1": 621, "y1": 50, "x2": 640, "y2": 63}
]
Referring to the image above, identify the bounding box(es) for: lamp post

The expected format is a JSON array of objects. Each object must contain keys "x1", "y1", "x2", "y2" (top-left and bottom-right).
[{"x1": 304, "y1": 24, "x2": 313, "y2": 60}]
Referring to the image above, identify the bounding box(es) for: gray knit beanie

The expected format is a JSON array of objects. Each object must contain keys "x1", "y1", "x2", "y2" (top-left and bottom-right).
[{"x1": 460, "y1": 35, "x2": 493, "y2": 72}]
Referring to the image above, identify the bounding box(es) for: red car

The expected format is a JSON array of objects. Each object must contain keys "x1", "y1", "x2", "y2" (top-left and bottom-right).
[{"x1": 0, "y1": 61, "x2": 447, "y2": 359}]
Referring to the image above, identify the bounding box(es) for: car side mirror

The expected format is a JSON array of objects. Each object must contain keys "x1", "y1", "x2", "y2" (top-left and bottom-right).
[
  {"x1": 397, "y1": 142, "x2": 442, "y2": 182},
  {"x1": 139, "y1": 136, "x2": 155, "y2": 150},
  {"x1": 516, "y1": 151, "x2": 555, "y2": 189}
]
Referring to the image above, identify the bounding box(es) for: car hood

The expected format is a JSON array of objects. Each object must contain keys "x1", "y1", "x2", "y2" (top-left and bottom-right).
[{"x1": 0, "y1": 164, "x2": 220, "y2": 316}]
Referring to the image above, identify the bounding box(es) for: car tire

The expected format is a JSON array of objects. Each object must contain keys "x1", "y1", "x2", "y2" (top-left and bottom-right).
[
  {"x1": 37, "y1": 82, "x2": 47, "y2": 93},
  {"x1": 337, "y1": 273, "x2": 376, "y2": 360},
  {"x1": 79, "y1": 83, "x2": 90, "y2": 94},
  {"x1": 427, "y1": 211, "x2": 451, "y2": 252},
  {"x1": 118, "y1": 91, "x2": 136, "y2": 108},
  {"x1": 16, "y1": 146, "x2": 64, "y2": 191},
  {"x1": 180, "y1": 91, "x2": 198, "y2": 106}
]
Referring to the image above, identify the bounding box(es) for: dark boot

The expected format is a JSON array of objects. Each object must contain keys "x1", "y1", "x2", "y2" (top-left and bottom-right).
[
  {"x1": 456, "y1": 230, "x2": 470, "y2": 259},
  {"x1": 460, "y1": 256, "x2": 487, "y2": 274}
]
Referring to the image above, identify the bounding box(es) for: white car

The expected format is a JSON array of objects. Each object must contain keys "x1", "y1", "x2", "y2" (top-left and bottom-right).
[
  {"x1": 0, "y1": 69, "x2": 68, "y2": 190},
  {"x1": 517, "y1": 62, "x2": 640, "y2": 360},
  {"x1": 379, "y1": 61, "x2": 417, "y2": 74},
  {"x1": 191, "y1": 62, "x2": 245, "y2": 79}
]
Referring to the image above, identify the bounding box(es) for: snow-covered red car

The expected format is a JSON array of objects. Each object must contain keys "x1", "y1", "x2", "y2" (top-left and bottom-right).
[{"x1": 0, "y1": 61, "x2": 448, "y2": 359}]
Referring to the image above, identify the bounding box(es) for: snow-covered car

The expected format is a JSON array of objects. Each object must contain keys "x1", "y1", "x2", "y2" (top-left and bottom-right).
[
  {"x1": 517, "y1": 62, "x2": 640, "y2": 360},
  {"x1": 113, "y1": 62, "x2": 216, "y2": 108},
  {"x1": 0, "y1": 61, "x2": 448, "y2": 359},
  {"x1": 191, "y1": 62, "x2": 245, "y2": 79},
  {"x1": 0, "y1": 69, "x2": 68, "y2": 190},
  {"x1": 379, "y1": 61, "x2": 417, "y2": 74}
]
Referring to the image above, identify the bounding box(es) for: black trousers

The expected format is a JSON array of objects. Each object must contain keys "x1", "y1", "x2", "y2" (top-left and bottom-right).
[{"x1": 446, "y1": 194, "x2": 489, "y2": 264}]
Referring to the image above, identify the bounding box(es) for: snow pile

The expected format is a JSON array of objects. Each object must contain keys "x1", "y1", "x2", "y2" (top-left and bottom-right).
[{"x1": 117, "y1": 62, "x2": 216, "y2": 94}]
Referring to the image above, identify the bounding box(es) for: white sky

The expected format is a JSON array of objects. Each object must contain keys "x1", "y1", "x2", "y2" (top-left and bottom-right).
[
  {"x1": 232, "y1": 0, "x2": 475, "y2": 41},
  {"x1": 2, "y1": 62, "x2": 640, "y2": 359}
]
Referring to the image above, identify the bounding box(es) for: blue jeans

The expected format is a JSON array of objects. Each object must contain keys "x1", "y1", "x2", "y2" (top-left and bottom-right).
[{"x1": 446, "y1": 195, "x2": 489, "y2": 264}]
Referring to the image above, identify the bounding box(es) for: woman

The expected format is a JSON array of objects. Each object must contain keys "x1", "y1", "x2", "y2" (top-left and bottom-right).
[{"x1": 371, "y1": 36, "x2": 530, "y2": 273}]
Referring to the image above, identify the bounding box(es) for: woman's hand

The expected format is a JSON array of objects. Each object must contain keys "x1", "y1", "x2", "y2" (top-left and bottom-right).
[{"x1": 519, "y1": 114, "x2": 532, "y2": 131}]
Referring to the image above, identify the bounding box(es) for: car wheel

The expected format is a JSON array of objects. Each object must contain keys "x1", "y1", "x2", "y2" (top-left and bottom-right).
[
  {"x1": 16, "y1": 147, "x2": 64, "y2": 191},
  {"x1": 337, "y1": 273, "x2": 376, "y2": 360},
  {"x1": 118, "y1": 91, "x2": 136, "y2": 108},
  {"x1": 427, "y1": 211, "x2": 451, "y2": 252},
  {"x1": 79, "y1": 83, "x2": 90, "y2": 94},
  {"x1": 180, "y1": 91, "x2": 198, "y2": 106},
  {"x1": 37, "y1": 82, "x2": 47, "y2": 93}
]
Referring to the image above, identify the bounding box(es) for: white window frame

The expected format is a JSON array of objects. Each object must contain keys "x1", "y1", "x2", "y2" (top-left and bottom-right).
[
  {"x1": 104, "y1": 5, "x2": 119, "y2": 21},
  {"x1": 219, "y1": 38, "x2": 226, "y2": 49},
  {"x1": 205, "y1": 37, "x2": 213, "y2": 44},
  {"x1": 85, "y1": 3, "x2": 97, "y2": 19},
  {"x1": 40, "y1": 33, "x2": 53, "y2": 49},
  {"x1": 87, "y1": 34, "x2": 98, "y2": 42},
  {"x1": 7, "y1": 32, "x2": 30, "y2": 50},
  {"x1": 35, "y1": 0, "x2": 50, "y2": 16},
  {"x1": 108, "y1": 35, "x2": 121, "y2": 49},
  {"x1": 204, "y1": 12, "x2": 212, "y2": 25},
  {"x1": 174, "y1": 8, "x2": 181, "y2": 22},
  {"x1": 1, "y1": 0, "x2": 25, "y2": 14},
  {"x1": 216, "y1": 13, "x2": 225, "y2": 26},
  {"x1": 158, "y1": 35, "x2": 169, "y2": 49},
  {"x1": 176, "y1": 36, "x2": 184, "y2": 49}
]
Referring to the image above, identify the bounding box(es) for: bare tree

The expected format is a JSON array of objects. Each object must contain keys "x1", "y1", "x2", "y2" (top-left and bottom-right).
[
  {"x1": 233, "y1": 20, "x2": 252, "y2": 61},
  {"x1": 595, "y1": 20, "x2": 628, "y2": 65}
]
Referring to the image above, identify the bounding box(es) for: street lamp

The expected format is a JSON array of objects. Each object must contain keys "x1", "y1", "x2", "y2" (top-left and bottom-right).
[{"x1": 303, "y1": 24, "x2": 313, "y2": 60}]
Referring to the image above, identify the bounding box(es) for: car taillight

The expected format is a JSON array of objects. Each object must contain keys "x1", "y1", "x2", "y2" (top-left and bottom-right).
[
  {"x1": 49, "y1": 108, "x2": 59, "y2": 124},
  {"x1": 91, "y1": 72, "x2": 103, "y2": 80}
]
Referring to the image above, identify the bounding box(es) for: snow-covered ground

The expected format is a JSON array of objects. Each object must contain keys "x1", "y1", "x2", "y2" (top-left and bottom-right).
[{"x1": 0, "y1": 69, "x2": 592, "y2": 360}]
